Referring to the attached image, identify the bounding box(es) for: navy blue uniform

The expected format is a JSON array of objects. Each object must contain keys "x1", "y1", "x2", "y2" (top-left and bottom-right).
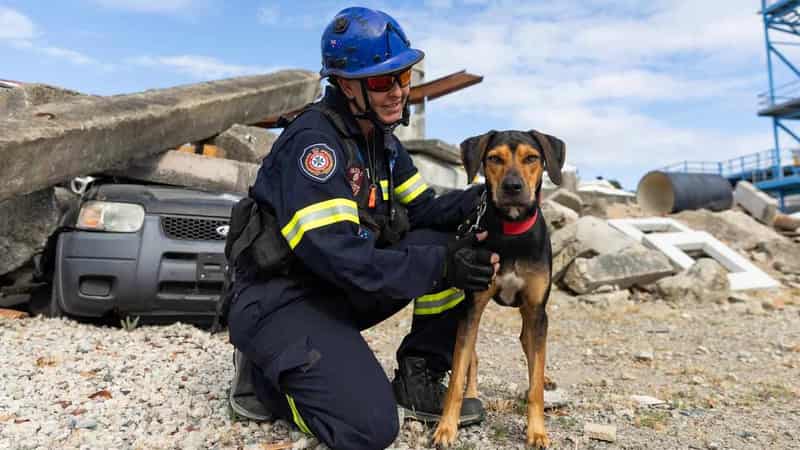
[{"x1": 228, "y1": 86, "x2": 481, "y2": 450}]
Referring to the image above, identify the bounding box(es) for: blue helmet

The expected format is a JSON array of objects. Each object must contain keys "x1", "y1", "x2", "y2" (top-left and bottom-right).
[{"x1": 320, "y1": 7, "x2": 424, "y2": 79}]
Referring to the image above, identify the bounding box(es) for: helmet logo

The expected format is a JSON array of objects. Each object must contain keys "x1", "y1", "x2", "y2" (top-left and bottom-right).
[{"x1": 334, "y1": 17, "x2": 349, "y2": 33}]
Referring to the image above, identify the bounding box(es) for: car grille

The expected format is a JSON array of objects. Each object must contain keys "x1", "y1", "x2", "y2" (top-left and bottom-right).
[{"x1": 161, "y1": 216, "x2": 228, "y2": 241}]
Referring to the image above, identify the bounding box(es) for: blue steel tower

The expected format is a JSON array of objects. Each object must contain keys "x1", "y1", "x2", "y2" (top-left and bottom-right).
[{"x1": 758, "y1": 0, "x2": 800, "y2": 210}]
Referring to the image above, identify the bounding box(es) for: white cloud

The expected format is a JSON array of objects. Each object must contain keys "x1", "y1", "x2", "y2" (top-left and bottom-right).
[
  {"x1": 129, "y1": 55, "x2": 277, "y2": 79},
  {"x1": 0, "y1": 7, "x2": 35, "y2": 40},
  {"x1": 90, "y1": 0, "x2": 197, "y2": 13},
  {"x1": 257, "y1": 5, "x2": 280, "y2": 25},
  {"x1": 401, "y1": 0, "x2": 770, "y2": 181}
]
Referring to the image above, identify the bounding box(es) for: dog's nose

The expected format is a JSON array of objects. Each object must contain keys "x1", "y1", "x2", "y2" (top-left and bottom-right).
[{"x1": 502, "y1": 178, "x2": 523, "y2": 194}]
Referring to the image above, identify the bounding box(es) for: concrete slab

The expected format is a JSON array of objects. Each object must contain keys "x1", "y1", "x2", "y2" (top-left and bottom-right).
[
  {"x1": 734, "y1": 180, "x2": 778, "y2": 225},
  {"x1": 118, "y1": 150, "x2": 259, "y2": 195},
  {"x1": 608, "y1": 218, "x2": 692, "y2": 243},
  {"x1": 0, "y1": 188, "x2": 61, "y2": 275},
  {"x1": 546, "y1": 188, "x2": 583, "y2": 213},
  {"x1": 403, "y1": 139, "x2": 461, "y2": 165},
  {"x1": 410, "y1": 153, "x2": 468, "y2": 193},
  {"x1": 0, "y1": 70, "x2": 320, "y2": 201},
  {"x1": 643, "y1": 231, "x2": 780, "y2": 291},
  {"x1": 212, "y1": 124, "x2": 277, "y2": 164}
]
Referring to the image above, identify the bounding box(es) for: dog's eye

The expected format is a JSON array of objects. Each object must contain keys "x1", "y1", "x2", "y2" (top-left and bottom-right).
[
  {"x1": 487, "y1": 155, "x2": 503, "y2": 164},
  {"x1": 523, "y1": 155, "x2": 540, "y2": 164}
]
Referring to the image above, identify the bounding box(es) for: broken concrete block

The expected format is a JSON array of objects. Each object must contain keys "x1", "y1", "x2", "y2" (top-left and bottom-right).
[
  {"x1": 540, "y1": 199, "x2": 579, "y2": 234},
  {"x1": 546, "y1": 188, "x2": 583, "y2": 214},
  {"x1": 0, "y1": 188, "x2": 61, "y2": 276},
  {"x1": 550, "y1": 216, "x2": 636, "y2": 256},
  {"x1": 119, "y1": 150, "x2": 259, "y2": 195},
  {"x1": 584, "y1": 423, "x2": 616, "y2": 442},
  {"x1": 672, "y1": 209, "x2": 787, "y2": 251},
  {"x1": 402, "y1": 139, "x2": 461, "y2": 165},
  {"x1": 608, "y1": 217, "x2": 692, "y2": 243},
  {"x1": 410, "y1": 153, "x2": 468, "y2": 193},
  {"x1": 756, "y1": 239, "x2": 800, "y2": 275},
  {"x1": 560, "y1": 165, "x2": 579, "y2": 193},
  {"x1": 0, "y1": 83, "x2": 85, "y2": 118},
  {"x1": 734, "y1": 180, "x2": 778, "y2": 225},
  {"x1": 552, "y1": 241, "x2": 595, "y2": 282},
  {"x1": 656, "y1": 258, "x2": 730, "y2": 303},
  {"x1": 212, "y1": 124, "x2": 277, "y2": 164},
  {"x1": 0, "y1": 70, "x2": 320, "y2": 202},
  {"x1": 644, "y1": 231, "x2": 780, "y2": 290},
  {"x1": 563, "y1": 244, "x2": 675, "y2": 294}
]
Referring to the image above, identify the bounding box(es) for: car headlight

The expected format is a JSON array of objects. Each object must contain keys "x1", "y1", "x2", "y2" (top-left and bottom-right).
[{"x1": 77, "y1": 201, "x2": 145, "y2": 232}]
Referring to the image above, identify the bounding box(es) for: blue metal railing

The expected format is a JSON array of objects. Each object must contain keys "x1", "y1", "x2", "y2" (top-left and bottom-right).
[{"x1": 662, "y1": 148, "x2": 799, "y2": 179}]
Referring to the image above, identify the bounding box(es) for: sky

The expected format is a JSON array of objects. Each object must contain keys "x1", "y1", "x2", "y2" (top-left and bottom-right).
[{"x1": 0, "y1": 0, "x2": 782, "y2": 190}]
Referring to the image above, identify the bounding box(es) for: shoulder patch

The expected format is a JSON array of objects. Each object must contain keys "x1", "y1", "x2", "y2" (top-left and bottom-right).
[{"x1": 298, "y1": 143, "x2": 337, "y2": 182}]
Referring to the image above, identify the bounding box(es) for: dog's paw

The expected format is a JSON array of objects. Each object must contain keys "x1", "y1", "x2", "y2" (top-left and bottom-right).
[
  {"x1": 432, "y1": 421, "x2": 459, "y2": 447},
  {"x1": 526, "y1": 430, "x2": 550, "y2": 449}
]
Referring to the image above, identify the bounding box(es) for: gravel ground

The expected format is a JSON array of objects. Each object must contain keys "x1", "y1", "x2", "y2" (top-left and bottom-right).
[{"x1": 1, "y1": 286, "x2": 798, "y2": 450}]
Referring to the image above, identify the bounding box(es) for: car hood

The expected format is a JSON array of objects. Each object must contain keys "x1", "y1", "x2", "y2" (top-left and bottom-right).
[{"x1": 87, "y1": 183, "x2": 243, "y2": 218}]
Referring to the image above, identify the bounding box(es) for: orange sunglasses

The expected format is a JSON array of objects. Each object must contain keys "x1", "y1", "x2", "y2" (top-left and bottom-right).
[{"x1": 364, "y1": 68, "x2": 413, "y2": 92}]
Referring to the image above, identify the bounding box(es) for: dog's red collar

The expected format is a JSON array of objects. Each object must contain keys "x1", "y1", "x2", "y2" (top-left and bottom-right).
[{"x1": 502, "y1": 209, "x2": 539, "y2": 235}]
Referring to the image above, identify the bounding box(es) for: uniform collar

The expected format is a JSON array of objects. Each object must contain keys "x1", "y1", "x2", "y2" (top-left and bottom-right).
[{"x1": 322, "y1": 85, "x2": 363, "y2": 138}]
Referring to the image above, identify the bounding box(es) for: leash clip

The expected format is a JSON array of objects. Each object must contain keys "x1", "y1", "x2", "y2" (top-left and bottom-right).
[{"x1": 457, "y1": 189, "x2": 488, "y2": 239}]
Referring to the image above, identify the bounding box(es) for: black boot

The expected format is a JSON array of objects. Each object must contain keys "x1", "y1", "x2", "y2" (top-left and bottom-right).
[
  {"x1": 229, "y1": 350, "x2": 273, "y2": 421},
  {"x1": 392, "y1": 356, "x2": 485, "y2": 426}
]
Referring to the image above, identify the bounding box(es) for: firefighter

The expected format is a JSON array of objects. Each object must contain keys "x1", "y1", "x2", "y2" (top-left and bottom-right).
[{"x1": 226, "y1": 7, "x2": 498, "y2": 450}]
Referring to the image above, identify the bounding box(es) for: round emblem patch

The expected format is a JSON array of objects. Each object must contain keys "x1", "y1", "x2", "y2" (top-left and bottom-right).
[{"x1": 299, "y1": 144, "x2": 337, "y2": 182}]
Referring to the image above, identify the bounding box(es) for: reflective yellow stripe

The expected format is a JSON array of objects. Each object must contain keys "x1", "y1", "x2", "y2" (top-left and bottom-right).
[
  {"x1": 414, "y1": 288, "x2": 465, "y2": 315},
  {"x1": 286, "y1": 394, "x2": 312, "y2": 435},
  {"x1": 396, "y1": 172, "x2": 421, "y2": 193},
  {"x1": 395, "y1": 172, "x2": 430, "y2": 205},
  {"x1": 281, "y1": 198, "x2": 359, "y2": 249},
  {"x1": 399, "y1": 184, "x2": 428, "y2": 204},
  {"x1": 379, "y1": 179, "x2": 389, "y2": 201}
]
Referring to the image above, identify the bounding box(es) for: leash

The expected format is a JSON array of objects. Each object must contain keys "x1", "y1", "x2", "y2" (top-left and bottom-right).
[{"x1": 457, "y1": 189, "x2": 488, "y2": 239}]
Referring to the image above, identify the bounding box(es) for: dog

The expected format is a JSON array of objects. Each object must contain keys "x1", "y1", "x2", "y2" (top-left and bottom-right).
[{"x1": 432, "y1": 130, "x2": 565, "y2": 448}]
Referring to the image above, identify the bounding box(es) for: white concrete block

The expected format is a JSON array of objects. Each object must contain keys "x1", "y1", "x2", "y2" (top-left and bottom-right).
[
  {"x1": 608, "y1": 218, "x2": 692, "y2": 243},
  {"x1": 644, "y1": 231, "x2": 780, "y2": 291},
  {"x1": 733, "y1": 180, "x2": 778, "y2": 225}
]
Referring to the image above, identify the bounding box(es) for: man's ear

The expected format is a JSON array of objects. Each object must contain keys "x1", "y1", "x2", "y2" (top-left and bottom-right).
[
  {"x1": 527, "y1": 130, "x2": 565, "y2": 185},
  {"x1": 459, "y1": 130, "x2": 497, "y2": 184}
]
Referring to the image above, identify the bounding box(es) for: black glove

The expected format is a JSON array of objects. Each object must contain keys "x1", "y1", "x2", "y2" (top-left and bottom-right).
[{"x1": 444, "y1": 234, "x2": 494, "y2": 292}]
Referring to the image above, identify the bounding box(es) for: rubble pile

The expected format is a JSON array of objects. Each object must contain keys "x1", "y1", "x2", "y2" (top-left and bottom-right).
[
  {"x1": 545, "y1": 182, "x2": 800, "y2": 305},
  {"x1": 2, "y1": 71, "x2": 799, "y2": 312},
  {"x1": 0, "y1": 71, "x2": 321, "y2": 301}
]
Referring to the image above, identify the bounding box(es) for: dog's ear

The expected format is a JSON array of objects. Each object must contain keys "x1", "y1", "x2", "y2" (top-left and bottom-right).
[
  {"x1": 460, "y1": 130, "x2": 497, "y2": 184},
  {"x1": 527, "y1": 130, "x2": 565, "y2": 186}
]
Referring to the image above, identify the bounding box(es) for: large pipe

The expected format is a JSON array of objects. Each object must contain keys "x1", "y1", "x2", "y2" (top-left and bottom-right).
[{"x1": 637, "y1": 171, "x2": 733, "y2": 215}]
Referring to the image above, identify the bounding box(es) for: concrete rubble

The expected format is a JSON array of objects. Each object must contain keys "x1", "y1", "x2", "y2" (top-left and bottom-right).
[
  {"x1": 0, "y1": 188, "x2": 62, "y2": 275},
  {"x1": 655, "y1": 258, "x2": 730, "y2": 304},
  {"x1": 563, "y1": 244, "x2": 675, "y2": 294},
  {"x1": 0, "y1": 70, "x2": 320, "y2": 202},
  {"x1": 212, "y1": 124, "x2": 278, "y2": 164},
  {"x1": 2, "y1": 71, "x2": 798, "y2": 310},
  {"x1": 0, "y1": 71, "x2": 319, "y2": 283},
  {"x1": 117, "y1": 151, "x2": 259, "y2": 195},
  {"x1": 734, "y1": 180, "x2": 777, "y2": 225},
  {"x1": 1, "y1": 83, "x2": 85, "y2": 117}
]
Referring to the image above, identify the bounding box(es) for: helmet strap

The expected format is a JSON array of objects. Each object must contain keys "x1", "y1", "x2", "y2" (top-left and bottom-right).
[{"x1": 350, "y1": 80, "x2": 407, "y2": 134}]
